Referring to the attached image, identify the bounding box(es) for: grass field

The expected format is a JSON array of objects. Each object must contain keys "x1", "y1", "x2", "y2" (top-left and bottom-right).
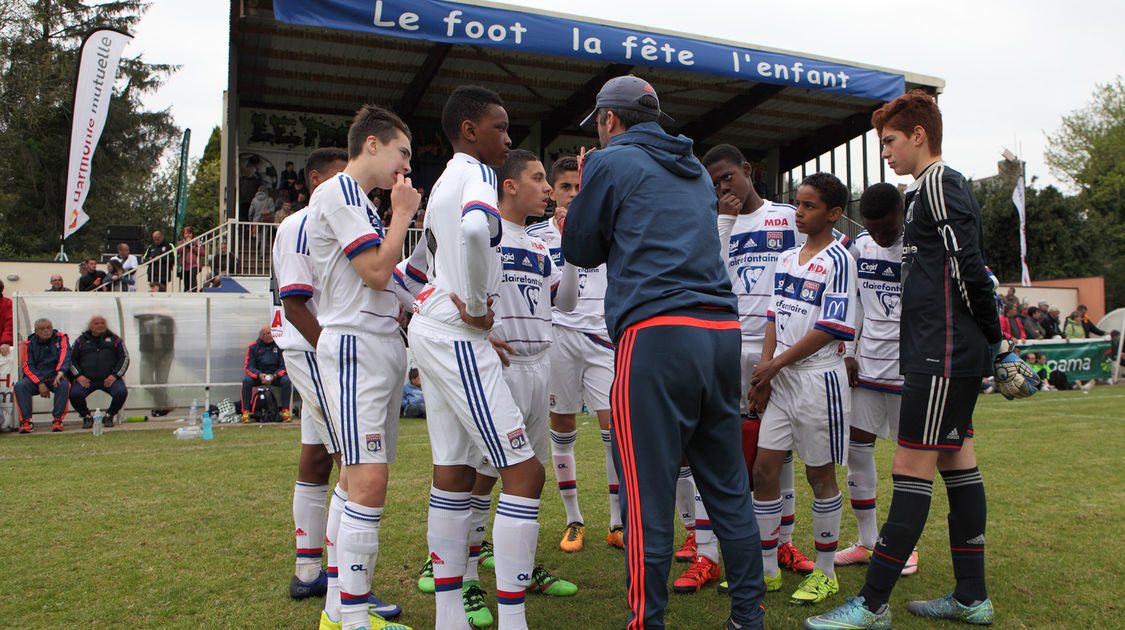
[{"x1": 1, "y1": 387, "x2": 1123, "y2": 629}]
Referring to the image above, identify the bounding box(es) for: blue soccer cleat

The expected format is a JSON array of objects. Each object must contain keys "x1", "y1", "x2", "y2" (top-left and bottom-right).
[
  {"x1": 804, "y1": 596, "x2": 891, "y2": 629},
  {"x1": 289, "y1": 569, "x2": 328, "y2": 600},
  {"x1": 907, "y1": 592, "x2": 994, "y2": 625},
  {"x1": 369, "y1": 594, "x2": 402, "y2": 620}
]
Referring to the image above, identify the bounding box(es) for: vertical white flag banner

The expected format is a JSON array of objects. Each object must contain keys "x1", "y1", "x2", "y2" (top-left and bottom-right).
[
  {"x1": 1011, "y1": 176, "x2": 1031, "y2": 287},
  {"x1": 63, "y1": 29, "x2": 133, "y2": 240}
]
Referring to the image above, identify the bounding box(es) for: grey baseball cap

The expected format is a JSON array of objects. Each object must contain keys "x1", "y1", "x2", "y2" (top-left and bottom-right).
[{"x1": 579, "y1": 75, "x2": 675, "y2": 127}]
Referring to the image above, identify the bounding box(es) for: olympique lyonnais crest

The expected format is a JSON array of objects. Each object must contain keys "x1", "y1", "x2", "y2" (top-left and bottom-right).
[
  {"x1": 366, "y1": 433, "x2": 382, "y2": 453},
  {"x1": 800, "y1": 280, "x2": 820, "y2": 303},
  {"x1": 507, "y1": 428, "x2": 526, "y2": 449},
  {"x1": 766, "y1": 231, "x2": 784, "y2": 250}
]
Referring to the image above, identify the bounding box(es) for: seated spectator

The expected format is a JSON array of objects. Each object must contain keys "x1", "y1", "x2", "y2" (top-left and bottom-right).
[
  {"x1": 68, "y1": 315, "x2": 130, "y2": 428},
  {"x1": 275, "y1": 200, "x2": 294, "y2": 223},
  {"x1": 78, "y1": 257, "x2": 107, "y2": 292},
  {"x1": 1000, "y1": 304, "x2": 1026, "y2": 340},
  {"x1": 1077, "y1": 304, "x2": 1107, "y2": 338},
  {"x1": 1064, "y1": 311, "x2": 1085, "y2": 339},
  {"x1": 293, "y1": 190, "x2": 309, "y2": 212},
  {"x1": 241, "y1": 325, "x2": 291, "y2": 422},
  {"x1": 13, "y1": 318, "x2": 71, "y2": 433},
  {"x1": 104, "y1": 259, "x2": 133, "y2": 292},
  {"x1": 1031, "y1": 351, "x2": 1075, "y2": 391},
  {"x1": 47, "y1": 274, "x2": 72, "y2": 292},
  {"x1": 109, "y1": 243, "x2": 139, "y2": 291},
  {"x1": 280, "y1": 160, "x2": 299, "y2": 192},
  {"x1": 1041, "y1": 305, "x2": 1064, "y2": 339},
  {"x1": 74, "y1": 261, "x2": 87, "y2": 290},
  {"x1": 401, "y1": 368, "x2": 425, "y2": 418},
  {"x1": 0, "y1": 279, "x2": 11, "y2": 357},
  {"x1": 1023, "y1": 306, "x2": 1046, "y2": 339},
  {"x1": 205, "y1": 242, "x2": 239, "y2": 288}
]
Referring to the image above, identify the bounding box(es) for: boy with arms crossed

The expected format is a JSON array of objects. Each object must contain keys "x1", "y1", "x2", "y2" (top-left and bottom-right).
[
  {"x1": 306, "y1": 106, "x2": 420, "y2": 630},
  {"x1": 748, "y1": 173, "x2": 858, "y2": 606},
  {"x1": 408, "y1": 86, "x2": 544, "y2": 630}
]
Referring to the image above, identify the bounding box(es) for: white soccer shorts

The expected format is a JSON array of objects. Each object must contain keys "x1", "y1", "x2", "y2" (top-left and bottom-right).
[
  {"x1": 476, "y1": 352, "x2": 552, "y2": 477},
  {"x1": 850, "y1": 386, "x2": 901, "y2": 440},
  {"x1": 759, "y1": 361, "x2": 850, "y2": 467},
  {"x1": 548, "y1": 325, "x2": 614, "y2": 414},
  {"x1": 409, "y1": 328, "x2": 536, "y2": 470},
  {"x1": 739, "y1": 345, "x2": 763, "y2": 416},
  {"x1": 283, "y1": 349, "x2": 337, "y2": 453},
  {"x1": 316, "y1": 330, "x2": 406, "y2": 466}
]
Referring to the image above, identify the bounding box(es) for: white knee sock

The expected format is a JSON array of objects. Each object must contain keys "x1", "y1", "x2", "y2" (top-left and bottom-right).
[
  {"x1": 465, "y1": 493, "x2": 491, "y2": 583},
  {"x1": 493, "y1": 493, "x2": 540, "y2": 630},
  {"x1": 293, "y1": 482, "x2": 328, "y2": 581},
  {"x1": 846, "y1": 441, "x2": 878, "y2": 549},
  {"x1": 754, "y1": 497, "x2": 783, "y2": 577},
  {"x1": 780, "y1": 453, "x2": 796, "y2": 544},
  {"x1": 812, "y1": 493, "x2": 843, "y2": 579},
  {"x1": 337, "y1": 501, "x2": 381, "y2": 630},
  {"x1": 693, "y1": 489, "x2": 718, "y2": 563},
  {"x1": 676, "y1": 467, "x2": 696, "y2": 532},
  {"x1": 428, "y1": 487, "x2": 472, "y2": 630},
  {"x1": 602, "y1": 429, "x2": 623, "y2": 530},
  {"x1": 324, "y1": 485, "x2": 347, "y2": 619},
  {"x1": 551, "y1": 430, "x2": 582, "y2": 525}
]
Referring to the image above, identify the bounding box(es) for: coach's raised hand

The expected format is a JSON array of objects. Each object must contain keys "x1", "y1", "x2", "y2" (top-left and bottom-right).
[
  {"x1": 389, "y1": 173, "x2": 421, "y2": 226},
  {"x1": 450, "y1": 294, "x2": 495, "y2": 331}
]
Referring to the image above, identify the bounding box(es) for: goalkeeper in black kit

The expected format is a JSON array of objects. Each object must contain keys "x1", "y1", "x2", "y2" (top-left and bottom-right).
[{"x1": 807, "y1": 90, "x2": 1039, "y2": 630}]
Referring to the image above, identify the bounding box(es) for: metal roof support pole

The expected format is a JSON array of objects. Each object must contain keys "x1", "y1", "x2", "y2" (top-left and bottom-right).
[
  {"x1": 862, "y1": 131, "x2": 870, "y2": 189},
  {"x1": 845, "y1": 140, "x2": 853, "y2": 197}
]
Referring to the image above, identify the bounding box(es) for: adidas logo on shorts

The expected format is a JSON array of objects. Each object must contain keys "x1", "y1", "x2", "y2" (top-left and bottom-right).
[{"x1": 945, "y1": 428, "x2": 960, "y2": 441}]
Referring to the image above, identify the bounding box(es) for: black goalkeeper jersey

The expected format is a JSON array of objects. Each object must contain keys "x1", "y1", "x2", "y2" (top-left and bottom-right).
[{"x1": 900, "y1": 161, "x2": 1002, "y2": 378}]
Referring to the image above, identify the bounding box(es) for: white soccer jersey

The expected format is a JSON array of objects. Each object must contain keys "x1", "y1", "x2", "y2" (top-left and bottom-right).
[
  {"x1": 493, "y1": 219, "x2": 560, "y2": 357},
  {"x1": 391, "y1": 238, "x2": 429, "y2": 309},
  {"x1": 767, "y1": 240, "x2": 858, "y2": 367},
  {"x1": 305, "y1": 172, "x2": 400, "y2": 335},
  {"x1": 270, "y1": 209, "x2": 318, "y2": 353},
  {"x1": 410, "y1": 153, "x2": 502, "y2": 340},
  {"x1": 851, "y1": 230, "x2": 903, "y2": 392},
  {"x1": 525, "y1": 219, "x2": 609, "y2": 336}
]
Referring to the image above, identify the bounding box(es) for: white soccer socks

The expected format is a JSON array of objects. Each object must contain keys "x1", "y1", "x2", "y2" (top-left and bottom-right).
[
  {"x1": 337, "y1": 501, "x2": 382, "y2": 630},
  {"x1": 780, "y1": 453, "x2": 797, "y2": 545},
  {"x1": 550, "y1": 430, "x2": 582, "y2": 526},
  {"x1": 676, "y1": 467, "x2": 696, "y2": 533},
  {"x1": 293, "y1": 481, "x2": 328, "y2": 582},
  {"x1": 693, "y1": 488, "x2": 719, "y2": 563},
  {"x1": 811, "y1": 493, "x2": 843, "y2": 578},
  {"x1": 846, "y1": 441, "x2": 878, "y2": 549},
  {"x1": 493, "y1": 493, "x2": 540, "y2": 630},
  {"x1": 464, "y1": 493, "x2": 492, "y2": 583},
  {"x1": 754, "y1": 497, "x2": 783, "y2": 577},
  {"x1": 323, "y1": 485, "x2": 347, "y2": 620},
  {"x1": 602, "y1": 430, "x2": 623, "y2": 530},
  {"x1": 428, "y1": 487, "x2": 473, "y2": 630}
]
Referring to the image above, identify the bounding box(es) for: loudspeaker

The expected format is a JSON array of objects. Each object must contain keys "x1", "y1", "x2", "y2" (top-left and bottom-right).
[{"x1": 104, "y1": 225, "x2": 145, "y2": 257}]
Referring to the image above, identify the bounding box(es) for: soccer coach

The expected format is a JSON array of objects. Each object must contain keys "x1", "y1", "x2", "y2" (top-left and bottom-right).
[{"x1": 561, "y1": 75, "x2": 764, "y2": 630}]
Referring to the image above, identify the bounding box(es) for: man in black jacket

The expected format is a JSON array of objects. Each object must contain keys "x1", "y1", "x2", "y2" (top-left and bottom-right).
[
  {"x1": 78, "y1": 258, "x2": 107, "y2": 292},
  {"x1": 68, "y1": 315, "x2": 130, "y2": 428},
  {"x1": 143, "y1": 231, "x2": 174, "y2": 290},
  {"x1": 241, "y1": 324, "x2": 291, "y2": 421},
  {"x1": 13, "y1": 318, "x2": 71, "y2": 433}
]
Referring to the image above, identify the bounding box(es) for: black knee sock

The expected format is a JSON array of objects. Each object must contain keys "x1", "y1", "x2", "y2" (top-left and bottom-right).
[
  {"x1": 942, "y1": 467, "x2": 987, "y2": 605},
  {"x1": 859, "y1": 474, "x2": 933, "y2": 611}
]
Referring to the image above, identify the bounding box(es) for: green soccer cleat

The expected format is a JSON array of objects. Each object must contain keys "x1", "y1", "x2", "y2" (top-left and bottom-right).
[
  {"x1": 463, "y1": 582, "x2": 494, "y2": 628},
  {"x1": 479, "y1": 540, "x2": 495, "y2": 569},
  {"x1": 790, "y1": 569, "x2": 838, "y2": 605},
  {"x1": 417, "y1": 557, "x2": 435, "y2": 593},
  {"x1": 528, "y1": 565, "x2": 578, "y2": 596},
  {"x1": 319, "y1": 610, "x2": 414, "y2": 630},
  {"x1": 907, "y1": 592, "x2": 994, "y2": 625},
  {"x1": 764, "y1": 571, "x2": 783, "y2": 592},
  {"x1": 804, "y1": 596, "x2": 891, "y2": 629}
]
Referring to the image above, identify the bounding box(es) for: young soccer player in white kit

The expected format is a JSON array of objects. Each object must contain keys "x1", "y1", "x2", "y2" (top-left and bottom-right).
[
  {"x1": 748, "y1": 173, "x2": 858, "y2": 606},
  {"x1": 524, "y1": 157, "x2": 627, "y2": 552},
  {"x1": 305, "y1": 106, "x2": 420, "y2": 630},
  {"x1": 408, "y1": 86, "x2": 545, "y2": 630}
]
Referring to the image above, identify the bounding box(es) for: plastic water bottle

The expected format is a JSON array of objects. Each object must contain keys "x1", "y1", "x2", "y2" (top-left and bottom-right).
[
  {"x1": 189, "y1": 398, "x2": 199, "y2": 425},
  {"x1": 92, "y1": 407, "x2": 104, "y2": 437},
  {"x1": 201, "y1": 411, "x2": 213, "y2": 440},
  {"x1": 174, "y1": 426, "x2": 203, "y2": 439}
]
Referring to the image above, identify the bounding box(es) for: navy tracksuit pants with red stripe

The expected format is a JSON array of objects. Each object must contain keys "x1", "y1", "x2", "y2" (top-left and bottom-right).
[{"x1": 611, "y1": 308, "x2": 765, "y2": 629}]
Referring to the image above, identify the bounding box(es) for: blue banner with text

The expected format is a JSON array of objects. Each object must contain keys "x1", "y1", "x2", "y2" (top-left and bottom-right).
[{"x1": 272, "y1": 0, "x2": 905, "y2": 102}]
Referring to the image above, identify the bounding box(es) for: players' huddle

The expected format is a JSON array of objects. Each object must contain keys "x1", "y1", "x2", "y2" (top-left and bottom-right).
[{"x1": 270, "y1": 78, "x2": 1039, "y2": 630}]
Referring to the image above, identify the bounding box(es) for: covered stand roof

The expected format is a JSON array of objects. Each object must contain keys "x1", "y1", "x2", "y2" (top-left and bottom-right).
[{"x1": 230, "y1": 0, "x2": 942, "y2": 193}]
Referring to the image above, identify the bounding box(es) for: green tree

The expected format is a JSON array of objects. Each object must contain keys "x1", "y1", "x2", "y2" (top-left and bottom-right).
[
  {"x1": 0, "y1": 0, "x2": 179, "y2": 260},
  {"x1": 1045, "y1": 77, "x2": 1125, "y2": 221}
]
